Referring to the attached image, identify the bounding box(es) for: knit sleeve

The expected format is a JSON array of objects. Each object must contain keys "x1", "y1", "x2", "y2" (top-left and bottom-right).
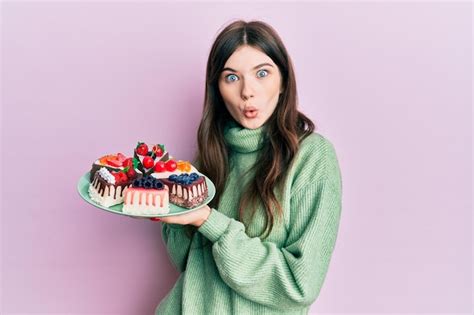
[
  {"x1": 197, "y1": 178, "x2": 342, "y2": 309},
  {"x1": 161, "y1": 223, "x2": 193, "y2": 273}
]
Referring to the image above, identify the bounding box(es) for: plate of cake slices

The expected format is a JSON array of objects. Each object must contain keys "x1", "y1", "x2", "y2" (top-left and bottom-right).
[{"x1": 76, "y1": 142, "x2": 216, "y2": 218}]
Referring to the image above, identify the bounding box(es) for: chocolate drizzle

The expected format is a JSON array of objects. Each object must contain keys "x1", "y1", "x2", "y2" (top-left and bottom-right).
[
  {"x1": 92, "y1": 172, "x2": 131, "y2": 199},
  {"x1": 160, "y1": 176, "x2": 208, "y2": 208}
]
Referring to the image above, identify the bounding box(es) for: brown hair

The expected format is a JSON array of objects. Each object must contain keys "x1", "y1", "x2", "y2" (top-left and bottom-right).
[{"x1": 193, "y1": 20, "x2": 315, "y2": 239}]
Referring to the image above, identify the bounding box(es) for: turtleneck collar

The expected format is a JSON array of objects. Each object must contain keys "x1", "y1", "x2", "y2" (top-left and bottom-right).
[{"x1": 224, "y1": 120, "x2": 268, "y2": 153}]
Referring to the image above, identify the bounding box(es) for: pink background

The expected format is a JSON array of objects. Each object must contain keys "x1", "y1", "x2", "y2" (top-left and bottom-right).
[{"x1": 1, "y1": 2, "x2": 472, "y2": 314}]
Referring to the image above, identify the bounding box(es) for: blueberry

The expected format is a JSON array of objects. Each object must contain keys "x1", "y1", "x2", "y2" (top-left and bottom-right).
[
  {"x1": 133, "y1": 178, "x2": 142, "y2": 187},
  {"x1": 169, "y1": 174, "x2": 178, "y2": 181},
  {"x1": 154, "y1": 181, "x2": 163, "y2": 189},
  {"x1": 143, "y1": 180, "x2": 153, "y2": 189}
]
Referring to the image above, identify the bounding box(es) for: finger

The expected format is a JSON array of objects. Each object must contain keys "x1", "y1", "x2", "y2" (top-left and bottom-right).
[{"x1": 158, "y1": 217, "x2": 182, "y2": 225}]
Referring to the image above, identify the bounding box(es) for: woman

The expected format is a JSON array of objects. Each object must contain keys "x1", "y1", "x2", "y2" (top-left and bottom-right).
[{"x1": 154, "y1": 20, "x2": 342, "y2": 314}]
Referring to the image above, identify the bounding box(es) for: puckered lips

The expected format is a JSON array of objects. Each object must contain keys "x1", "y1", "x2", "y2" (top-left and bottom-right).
[{"x1": 243, "y1": 106, "x2": 258, "y2": 119}]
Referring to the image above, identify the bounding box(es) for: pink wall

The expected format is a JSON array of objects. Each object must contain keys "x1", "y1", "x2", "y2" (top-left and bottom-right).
[{"x1": 1, "y1": 2, "x2": 471, "y2": 314}]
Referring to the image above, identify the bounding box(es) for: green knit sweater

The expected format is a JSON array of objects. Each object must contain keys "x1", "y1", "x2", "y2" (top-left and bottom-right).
[{"x1": 156, "y1": 122, "x2": 342, "y2": 314}]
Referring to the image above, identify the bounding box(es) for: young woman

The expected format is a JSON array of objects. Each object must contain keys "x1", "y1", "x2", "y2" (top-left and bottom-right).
[{"x1": 154, "y1": 20, "x2": 343, "y2": 314}]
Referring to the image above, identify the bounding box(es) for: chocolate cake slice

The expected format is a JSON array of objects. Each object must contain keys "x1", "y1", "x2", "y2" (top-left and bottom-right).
[
  {"x1": 160, "y1": 173, "x2": 208, "y2": 209},
  {"x1": 88, "y1": 167, "x2": 132, "y2": 207}
]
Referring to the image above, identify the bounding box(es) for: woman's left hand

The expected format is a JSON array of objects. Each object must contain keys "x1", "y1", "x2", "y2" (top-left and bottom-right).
[{"x1": 152, "y1": 205, "x2": 212, "y2": 227}]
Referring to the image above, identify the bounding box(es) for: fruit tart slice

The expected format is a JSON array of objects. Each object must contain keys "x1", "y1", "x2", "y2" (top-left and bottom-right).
[
  {"x1": 133, "y1": 142, "x2": 170, "y2": 177},
  {"x1": 89, "y1": 153, "x2": 129, "y2": 182},
  {"x1": 152, "y1": 160, "x2": 199, "y2": 179}
]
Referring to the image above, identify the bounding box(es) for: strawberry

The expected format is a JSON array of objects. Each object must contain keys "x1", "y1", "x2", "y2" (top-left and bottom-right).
[
  {"x1": 122, "y1": 157, "x2": 133, "y2": 168},
  {"x1": 119, "y1": 172, "x2": 128, "y2": 183},
  {"x1": 126, "y1": 167, "x2": 136, "y2": 178},
  {"x1": 154, "y1": 161, "x2": 166, "y2": 172},
  {"x1": 106, "y1": 157, "x2": 122, "y2": 167},
  {"x1": 112, "y1": 172, "x2": 121, "y2": 183},
  {"x1": 165, "y1": 160, "x2": 177, "y2": 172},
  {"x1": 117, "y1": 153, "x2": 127, "y2": 162},
  {"x1": 136, "y1": 143, "x2": 148, "y2": 156},
  {"x1": 153, "y1": 145, "x2": 164, "y2": 157},
  {"x1": 143, "y1": 156, "x2": 154, "y2": 169}
]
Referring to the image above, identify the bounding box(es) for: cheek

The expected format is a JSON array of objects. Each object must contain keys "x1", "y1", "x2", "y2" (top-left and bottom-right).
[
  {"x1": 219, "y1": 84, "x2": 240, "y2": 109},
  {"x1": 262, "y1": 78, "x2": 281, "y2": 104},
  {"x1": 218, "y1": 86, "x2": 238, "y2": 116},
  {"x1": 264, "y1": 76, "x2": 281, "y2": 95},
  {"x1": 219, "y1": 83, "x2": 233, "y2": 103}
]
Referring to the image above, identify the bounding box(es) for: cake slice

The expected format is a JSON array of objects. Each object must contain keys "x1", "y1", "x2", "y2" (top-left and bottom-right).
[
  {"x1": 88, "y1": 167, "x2": 132, "y2": 207},
  {"x1": 133, "y1": 142, "x2": 170, "y2": 177},
  {"x1": 122, "y1": 176, "x2": 170, "y2": 215},
  {"x1": 152, "y1": 160, "x2": 199, "y2": 179},
  {"x1": 89, "y1": 153, "x2": 128, "y2": 182},
  {"x1": 160, "y1": 173, "x2": 208, "y2": 209}
]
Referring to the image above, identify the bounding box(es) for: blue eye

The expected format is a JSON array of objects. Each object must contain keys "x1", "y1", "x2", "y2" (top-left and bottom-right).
[
  {"x1": 225, "y1": 74, "x2": 239, "y2": 82},
  {"x1": 257, "y1": 69, "x2": 268, "y2": 78}
]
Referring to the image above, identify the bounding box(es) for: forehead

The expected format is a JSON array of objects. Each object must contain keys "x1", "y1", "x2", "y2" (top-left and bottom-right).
[{"x1": 223, "y1": 45, "x2": 275, "y2": 70}]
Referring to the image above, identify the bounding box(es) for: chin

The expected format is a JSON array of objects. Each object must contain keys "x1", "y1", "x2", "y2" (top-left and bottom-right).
[{"x1": 240, "y1": 119, "x2": 264, "y2": 130}]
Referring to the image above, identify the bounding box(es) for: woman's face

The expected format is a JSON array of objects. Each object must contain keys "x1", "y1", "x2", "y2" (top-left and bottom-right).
[{"x1": 218, "y1": 45, "x2": 282, "y2": 129}]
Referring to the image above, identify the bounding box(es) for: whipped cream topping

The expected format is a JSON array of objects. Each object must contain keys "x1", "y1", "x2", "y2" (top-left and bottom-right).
[{"x1": 98, "y1": 167, "x2": 115, "y2": 184}]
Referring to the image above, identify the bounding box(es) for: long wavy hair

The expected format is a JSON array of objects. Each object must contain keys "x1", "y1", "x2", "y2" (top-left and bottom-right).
[{"x1": 192, "y1": 20, "x2": 315, "y2": 239}]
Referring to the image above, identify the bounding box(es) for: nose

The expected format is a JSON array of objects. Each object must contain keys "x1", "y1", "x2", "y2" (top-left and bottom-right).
[{"x1": 241, "y1": 78, "x2": 255, "y2": 100}]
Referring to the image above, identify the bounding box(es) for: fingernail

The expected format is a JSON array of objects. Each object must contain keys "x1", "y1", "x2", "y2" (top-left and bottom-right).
[{"x1": 150, "y1": 217, "x2": 161, "y2": 222}]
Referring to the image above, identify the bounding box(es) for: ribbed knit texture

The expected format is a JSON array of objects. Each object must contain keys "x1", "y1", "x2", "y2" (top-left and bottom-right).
[{"x1": 156, "y1": 122, "x2": 343, "y2": 314}]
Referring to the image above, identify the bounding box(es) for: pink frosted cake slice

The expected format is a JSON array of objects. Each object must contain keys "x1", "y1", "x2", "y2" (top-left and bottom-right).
[{"x1": 122, "y1": 176, "x2": 169, "y2": 215}]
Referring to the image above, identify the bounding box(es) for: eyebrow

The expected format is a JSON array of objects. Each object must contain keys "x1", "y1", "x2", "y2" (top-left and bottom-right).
[{"x1": 222, "y1": 63, "x2": 274, "y2": 73}]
